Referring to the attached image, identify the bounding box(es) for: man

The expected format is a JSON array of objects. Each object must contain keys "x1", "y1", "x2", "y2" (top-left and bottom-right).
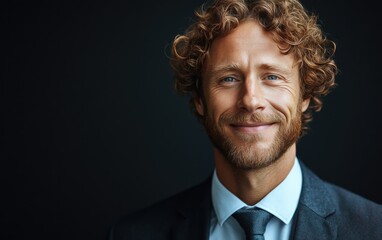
[{"x1": 108, "y1": 0, "x2": 382, "y2": 239}]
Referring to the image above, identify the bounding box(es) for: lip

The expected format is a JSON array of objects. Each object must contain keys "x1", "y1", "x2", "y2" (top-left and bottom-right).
[{"x1": 230, "y1": 122, "x2": 274, "y2": 134}]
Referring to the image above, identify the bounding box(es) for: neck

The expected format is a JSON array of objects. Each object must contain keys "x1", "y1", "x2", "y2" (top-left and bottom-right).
[{"x1": 214, "y1": 144, "x2": 296, "y2": 205}]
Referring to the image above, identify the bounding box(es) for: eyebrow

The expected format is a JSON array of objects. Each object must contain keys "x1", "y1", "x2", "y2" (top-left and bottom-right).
[
  {"x1": 206, "y1": 62, "x2": 293, "y2": 79},
  {"x1": 257, "y1": 63, "x2": 293, "y2": 76},
  {"x1": 206, "y1": 63, "x2": 241, "y2": 79}
]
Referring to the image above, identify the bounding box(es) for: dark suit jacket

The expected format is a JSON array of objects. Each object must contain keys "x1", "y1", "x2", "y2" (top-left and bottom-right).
[{"x1": 108, "y1": 162, "x2": 382, "y2": 239}]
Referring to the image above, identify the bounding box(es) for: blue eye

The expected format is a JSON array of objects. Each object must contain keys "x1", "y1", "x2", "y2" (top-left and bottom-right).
[
  {"x1": 266, "y1": 75, "x2": 279, "y2": 80},
  {"x1": 222, "y1": 77, "x2": 236, "y2": 82}
]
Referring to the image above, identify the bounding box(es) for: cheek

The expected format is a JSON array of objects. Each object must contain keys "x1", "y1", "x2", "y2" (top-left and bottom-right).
[
  {"x1": 266, "y1": 89, "x2": 300, "y2": 121},
  {"x1": 207, "y1": 90, "x2": 238, "y2": 117}
]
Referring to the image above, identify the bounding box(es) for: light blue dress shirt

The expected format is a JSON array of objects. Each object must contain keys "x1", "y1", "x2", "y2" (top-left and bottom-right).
[{"x1": 209, "y1": 158, "x2": 302, "y2": 240}]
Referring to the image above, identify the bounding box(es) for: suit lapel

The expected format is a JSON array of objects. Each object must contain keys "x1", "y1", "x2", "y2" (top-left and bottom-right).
[
  {"x1": 171, "y1": 176, "x2": 212, "y2": 240},
  {"x1": 292, "y1": 162, "x2": 337, "y2": 240}
]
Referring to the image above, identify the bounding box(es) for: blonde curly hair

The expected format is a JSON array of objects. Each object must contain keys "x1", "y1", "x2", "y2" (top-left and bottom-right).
[{"x1": 170, "y1": 0, "x2": 337, "y2": 136}]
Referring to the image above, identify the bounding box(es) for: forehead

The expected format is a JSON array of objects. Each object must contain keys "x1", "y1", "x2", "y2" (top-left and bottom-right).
[
  {"x1": 211, "y1": 20, "x2": 274, "y2": 53},
  {"x1": 203, "y1": 20, "x2": 297, "y2": 76}
]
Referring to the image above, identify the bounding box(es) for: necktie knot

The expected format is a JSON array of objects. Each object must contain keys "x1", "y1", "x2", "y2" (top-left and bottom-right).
[{"x1": 232, "y1": 208, "x2": 273, "y2": 240}]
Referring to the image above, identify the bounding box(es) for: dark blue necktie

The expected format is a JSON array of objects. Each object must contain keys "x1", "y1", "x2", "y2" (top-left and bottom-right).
[{"x1": 233, "y1": 208, "x2": 273, "y2": 240}]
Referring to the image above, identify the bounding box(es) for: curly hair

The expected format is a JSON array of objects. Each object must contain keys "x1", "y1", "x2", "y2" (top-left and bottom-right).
[{"x1": 170, "y1": 0, "x2": 337, "y2": 136}]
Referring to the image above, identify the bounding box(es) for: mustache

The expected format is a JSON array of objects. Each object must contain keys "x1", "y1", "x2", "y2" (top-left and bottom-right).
[{"x1": 219, "y1": 111, "x2": 284, "y2": 124}]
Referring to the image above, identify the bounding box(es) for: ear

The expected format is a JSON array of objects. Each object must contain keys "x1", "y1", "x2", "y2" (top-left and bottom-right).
[
  {"x1": 301, "y1": 97, "x2": 310, "y2": 112},
  {"x1": 194, "y1": 96, "x2": 205, "y2": 116}
]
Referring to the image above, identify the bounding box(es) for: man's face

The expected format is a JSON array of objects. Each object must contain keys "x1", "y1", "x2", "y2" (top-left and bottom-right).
[{"x1": 195, "y1": 20, "x2": 310, "y2": 170}]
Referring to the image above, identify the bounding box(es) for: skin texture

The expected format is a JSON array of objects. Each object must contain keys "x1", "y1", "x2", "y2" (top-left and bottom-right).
[{"x1": 194, "y1": 20, "x2": 310, "y2": 205}]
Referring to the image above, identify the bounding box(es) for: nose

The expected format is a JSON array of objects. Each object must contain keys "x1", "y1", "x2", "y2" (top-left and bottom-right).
[{"x1": 237, "y1": 78, "x2": 266, "y2": 112}]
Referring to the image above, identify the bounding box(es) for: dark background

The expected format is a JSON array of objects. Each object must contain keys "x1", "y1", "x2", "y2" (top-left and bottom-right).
[{"x1": 2, "y1": 0, "x2": 381, "y2": 239}]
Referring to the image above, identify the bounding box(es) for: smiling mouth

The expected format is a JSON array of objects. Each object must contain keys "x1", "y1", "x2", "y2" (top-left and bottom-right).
[{"x1": 230, "y1": 122, "x2": 274, "y2": 134}]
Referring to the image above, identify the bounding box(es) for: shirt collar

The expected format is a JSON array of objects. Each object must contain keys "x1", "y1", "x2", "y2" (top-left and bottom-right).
[{"x1": 211, "y1": 158, "x2": 302, "y2": 226}]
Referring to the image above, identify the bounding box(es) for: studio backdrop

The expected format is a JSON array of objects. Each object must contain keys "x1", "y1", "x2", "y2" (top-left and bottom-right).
[{"x1": 2, "y1": 0, "x2": 381, "y2": 239}]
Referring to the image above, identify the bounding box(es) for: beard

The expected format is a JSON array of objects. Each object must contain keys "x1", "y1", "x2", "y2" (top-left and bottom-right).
[{"x1": 203, "y1": 105, "x2": 302, "y2": 170}]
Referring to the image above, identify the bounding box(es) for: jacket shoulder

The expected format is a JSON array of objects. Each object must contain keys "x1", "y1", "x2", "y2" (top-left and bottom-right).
[
  {"x1": 107, "y1": 177, "x2": 212, "y2": 240},
  {"x1": 324, "y1": 181, "x2": 382, "y2": 217},
  {"x1": 298, "y1": 161, "x2": 382, "y2": 238},
  {"x1": 324, "y1": 181, "x2": 382, "y2": 236}
]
